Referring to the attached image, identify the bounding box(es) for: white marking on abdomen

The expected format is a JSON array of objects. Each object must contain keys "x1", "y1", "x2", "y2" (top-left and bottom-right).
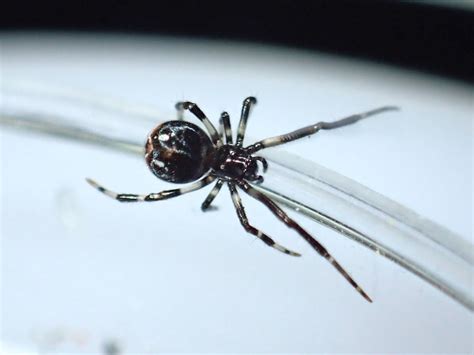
[
  {"x1": 153, "y1": 159, "x2": 165, "y2": 168},
  {"x1": 159, "y1": 133, "x2": 170, "y2": 141}
]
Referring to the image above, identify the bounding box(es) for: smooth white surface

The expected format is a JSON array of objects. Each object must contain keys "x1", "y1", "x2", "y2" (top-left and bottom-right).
[{"x1": 1, "y1": 33, "x2": 473, "y2": 353}]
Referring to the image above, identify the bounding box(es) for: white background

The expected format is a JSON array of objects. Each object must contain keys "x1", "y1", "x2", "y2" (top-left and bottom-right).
[{"x1": 1, "y1": 33, "x2": 472, "y2": 353}]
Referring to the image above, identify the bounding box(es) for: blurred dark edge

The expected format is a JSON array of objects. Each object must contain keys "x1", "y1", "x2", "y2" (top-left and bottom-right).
[{"x1": 1, "y1": 0, "x2": 473, "y2": 84}]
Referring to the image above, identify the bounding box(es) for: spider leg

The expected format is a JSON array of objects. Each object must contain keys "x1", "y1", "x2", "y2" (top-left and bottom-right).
[
  {"x1": 201, "y1": 179, "x2": 224, "y2": 211},
  {"x1": 246, "y1": 106, "x2": 398, "y2": 153},
  {"x1": 86, "y1": 175, "x2": 215, "y2": 202},
  {"x1": 237, "y1": 180, "x2": 372, "y2": 302},
  {"x1": 218, "y1": 114, "x2": 225, "y2": 140},
  {"x1": 236, "y1": 96, "x2": 257, "y2": 147},
  {"x1": 176, "y1": 101, "x2": 184, "y2": 121},
  {"x1": 228, "y1": 183, "x2": 301, "y2": 257},
  {"x1": 220, "y1": 111, "x2": 233, "y2": 144},
  {"x1": 175, "y1": 101, "x2": 222, "y2": 147},
  {"x1": 200, "y1": 110, "x2": 231, "y2": 211}
]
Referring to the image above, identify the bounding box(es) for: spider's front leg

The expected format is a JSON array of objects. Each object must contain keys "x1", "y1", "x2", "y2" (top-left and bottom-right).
[
  {"x1": 86, "y1": 175, "x2": 215, "y2": 202},
  {"x1": 246, "y1": 106, "x2": 398, "y2": 153},
  {"x1": 228, "y1": 183, "x2": 301, "y2": 257},
  {"x1": 237, "y1": 180, "x2": 372, "y2": 302}
]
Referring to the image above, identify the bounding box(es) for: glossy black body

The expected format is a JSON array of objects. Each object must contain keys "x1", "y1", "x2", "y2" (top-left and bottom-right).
[
  {"x1": 145, "y1": 121, "x2": 263, "y2": 184},
  {"x1": 145, "y1": 121, "x2": 215, "y2": 183}
]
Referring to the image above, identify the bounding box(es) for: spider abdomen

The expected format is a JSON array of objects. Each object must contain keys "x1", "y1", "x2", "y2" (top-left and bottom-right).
[{"x1": 145, "y1": 121, "x2": 215, "y2": 183}]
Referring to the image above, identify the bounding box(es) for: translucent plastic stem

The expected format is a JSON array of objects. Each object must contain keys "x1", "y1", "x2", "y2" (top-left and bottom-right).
[{"x1": 1, "y1": 82, "x2": 472, "y2": 311}]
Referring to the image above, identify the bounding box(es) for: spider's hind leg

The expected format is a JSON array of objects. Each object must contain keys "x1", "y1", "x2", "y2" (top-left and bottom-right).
[
  {"x1": 220, "y1": 111, "x2": 233, "y2": 144},
  {"x1": 236, "y1": 96, "x2": 257, "y2": 147},
  {"x1": 175, "y1": 101, "x2": 222, "y2": 147},
  {"x1": 87, "y1": 175, "x2": 215, "y2": 202}
]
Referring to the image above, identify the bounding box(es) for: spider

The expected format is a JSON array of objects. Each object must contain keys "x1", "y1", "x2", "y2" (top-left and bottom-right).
[{"x1": 87, "y1": 97, "x2": 397, "y2": 302}]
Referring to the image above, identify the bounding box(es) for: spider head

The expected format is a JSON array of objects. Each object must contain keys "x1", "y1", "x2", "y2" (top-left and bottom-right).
[{"x1": 145, "y1": 121, "x2": 216, "y2": 183}]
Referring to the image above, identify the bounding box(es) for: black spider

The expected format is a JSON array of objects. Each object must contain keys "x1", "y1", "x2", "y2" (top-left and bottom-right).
[{"x1": 87, "y1": 97, "x2": 397, "y2": 302}]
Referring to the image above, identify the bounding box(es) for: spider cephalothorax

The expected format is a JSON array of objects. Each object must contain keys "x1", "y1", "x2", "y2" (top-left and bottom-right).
[
  {"x1": 87, "y1": 96, "x2": 398, "y2": 302},
  {"x1": 211, "y1": 145, "x2": 267, "y2": 183}
]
